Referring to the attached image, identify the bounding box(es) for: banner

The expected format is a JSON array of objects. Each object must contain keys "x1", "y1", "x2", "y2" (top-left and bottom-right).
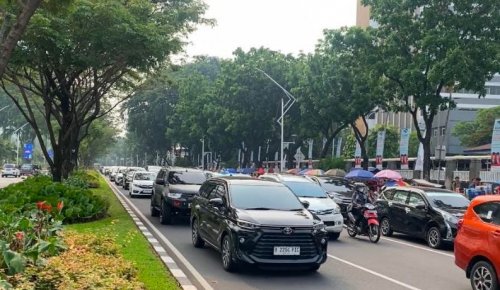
[
  {"x1": 336, "y1": 137, "x2": 343, "y2": 158},
  {"x1": 354, "y1": 141, "x2": 362, "y2": 168},
  {"x1": 491, "y1": 119, "x2": 500, "y2": 171},
  {"x1": 400, "y1": 128, "x2": 410, "y2": 170},
  {"x1": 375, "y1": 131, "x2": 386, "y2": 169},
  {"x1": 415, "y1": 143, "x2": 424, "y2": 171}
]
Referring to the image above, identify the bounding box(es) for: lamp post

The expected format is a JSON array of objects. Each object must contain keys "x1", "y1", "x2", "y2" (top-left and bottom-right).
[
  {"x1": 256, "y1": 69, "x2": 296, "y2": 172},
  {"x1": 13, "y1": 123, "x2": 29, "y2": 166},
  {"x1": 200, "y1": 138, "x2": 205, "y2": 170}
]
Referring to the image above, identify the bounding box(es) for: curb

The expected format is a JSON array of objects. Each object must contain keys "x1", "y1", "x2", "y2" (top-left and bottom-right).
[{"x1": 105, "y1": 178, "x2": 206, "y2": 290}]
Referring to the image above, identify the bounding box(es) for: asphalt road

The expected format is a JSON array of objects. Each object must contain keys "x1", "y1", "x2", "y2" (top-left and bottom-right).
[
  {"x1": 0, "y1": 176, "x2": 23, "y2": 189},
  {"x1": 111, "y1": 182, "x2": 471, "y2": 290}
]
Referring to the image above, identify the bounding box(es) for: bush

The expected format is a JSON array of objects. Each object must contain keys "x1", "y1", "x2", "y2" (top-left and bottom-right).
[
  {"x1": 65, "y1": 170, "x2": 100, "y2": 189},
  {"x1": 0, "y1": 176, "x2": 109, "y2": 224},
  {"x1": 317, "y1": 157, "x2": 346, "y2": 171},
  {"x1": 6, "y1": 232, "x2": 144, "y2": 290}
]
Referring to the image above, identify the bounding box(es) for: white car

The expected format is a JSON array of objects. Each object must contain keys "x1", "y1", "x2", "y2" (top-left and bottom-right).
[
  {"x1": 1, "y1": 164, "x2": 20, "y2": 178},
  {"x1": 259, "y1": 174, "x2": 344, "y2": 240},
  {"x1": 129, "y1": 171, "x2": 156, "y2": 198}
]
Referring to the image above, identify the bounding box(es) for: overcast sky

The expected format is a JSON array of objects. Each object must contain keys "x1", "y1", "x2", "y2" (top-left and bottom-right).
[{"x1": 182, "y1": 0, "x2": 357, "y2": 59}]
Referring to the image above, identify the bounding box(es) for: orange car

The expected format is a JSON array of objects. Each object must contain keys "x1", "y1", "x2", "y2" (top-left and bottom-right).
[{"x1": 455, "y1": 195, "x2": 500, "y2": 290}]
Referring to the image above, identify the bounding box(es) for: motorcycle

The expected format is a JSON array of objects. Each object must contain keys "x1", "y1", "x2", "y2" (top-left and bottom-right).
[{"x1": 346, "y1": 203, "x2": 381, "y2": 243}]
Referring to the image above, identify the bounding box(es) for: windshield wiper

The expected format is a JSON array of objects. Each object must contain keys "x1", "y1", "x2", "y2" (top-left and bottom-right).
[
  {"x1": 244, "y1": 207, "x2": 273, "y2": 210},
  {"x1": 289, "y1": 208, "x2": 304, "y2": 211}
]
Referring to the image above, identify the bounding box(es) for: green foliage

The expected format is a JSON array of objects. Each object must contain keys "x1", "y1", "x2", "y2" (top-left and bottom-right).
[
  {"x1": 453, "y1": 106, "x2": 500, "y2": 147},
  {"x1": 366, "y1": 125, "x2": 400, "y2": 158},
  {"x1": 0, "y1": 176, "x2": 109, "y2": 223},
  {"x1": 317, "y1": 157, "x2": 345, "y2": 171},
  {"x1": 65, "y1": 170, "x2": 100, "y2": 189}
]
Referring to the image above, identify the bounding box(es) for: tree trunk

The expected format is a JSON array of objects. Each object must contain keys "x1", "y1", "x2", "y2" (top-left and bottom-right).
[{"x1": 320, "y1": 136, "x2": 333, "y2": 158}]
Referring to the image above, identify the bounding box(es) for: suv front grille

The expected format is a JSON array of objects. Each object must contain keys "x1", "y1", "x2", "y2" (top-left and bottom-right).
[{"x1": 250, "y1": 232, "x2": 318, "y2": 259}]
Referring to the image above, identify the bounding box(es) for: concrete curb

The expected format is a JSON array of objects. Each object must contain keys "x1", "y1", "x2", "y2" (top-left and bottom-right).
[{"x1": 105, "y1": 178, "x2": 206, "y2": 290}]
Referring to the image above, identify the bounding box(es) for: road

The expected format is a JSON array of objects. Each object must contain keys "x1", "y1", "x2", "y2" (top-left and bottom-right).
[
  {"x1": 110, "y1": 182, "x2": 470, "y2": 290},
  {"x1": 0, "y1": 176, "x2": 23, "y2": 189}
]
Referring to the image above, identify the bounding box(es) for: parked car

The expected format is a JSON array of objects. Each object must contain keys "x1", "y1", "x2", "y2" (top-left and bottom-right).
[
  {"x1": 122, "y1": 167, "x2": 145, "y2": 188},
  {"x1": 129, "y1": 171, "x2": 156, "y2": 198},
  {"x1": 455, "y1": 195, "x2": 500, "y2": 290},
  {"x1": 377, "y1": 186, "x2": 470, "y2": 248},
  {"x1": 259, "y1": 174, "x2": 343, "y2": 240},
  {"x1": 151, "y1": 167, "x2": 207, "y2": 224},
  {"x1": 1, "y1": 164, "x2": 20, "y2": 178},
  {"x1": 308, "y1": 176, "x2": 354, "y2": 218},
  {"x1": 190, "y1": 177, "x2": 328, "y2": 272}
]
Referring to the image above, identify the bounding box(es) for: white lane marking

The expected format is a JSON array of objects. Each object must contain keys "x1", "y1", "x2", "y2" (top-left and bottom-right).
[
  {"x1": 381, "y1": 237, "x2": 454, "y2": 258},
  {"x1": 328, "y1": 254, "x2": 422, "y2": 290},
  {"x1": 108, "y1": 182, "x2": 214, "y2": 290}
]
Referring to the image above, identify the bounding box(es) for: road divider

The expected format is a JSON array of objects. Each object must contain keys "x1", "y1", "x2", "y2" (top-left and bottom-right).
[{"x1": 106, "y1": 178, "x2": 214, "y2": 290}]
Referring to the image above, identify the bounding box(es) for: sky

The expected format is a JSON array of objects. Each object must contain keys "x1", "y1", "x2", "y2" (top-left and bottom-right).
[{"x1": 182, "y1": 0, "x2": 357, "y2": 59}]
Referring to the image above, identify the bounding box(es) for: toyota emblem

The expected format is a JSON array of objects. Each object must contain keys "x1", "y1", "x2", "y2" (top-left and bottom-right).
[{"x1": 282, "y1": 227, "x2": 294, "y2": 235}]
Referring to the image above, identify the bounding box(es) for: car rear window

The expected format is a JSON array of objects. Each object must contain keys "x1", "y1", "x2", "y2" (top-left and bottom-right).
[{"x1": 473, "y1": 202, "x2": 500, "y2": 226}]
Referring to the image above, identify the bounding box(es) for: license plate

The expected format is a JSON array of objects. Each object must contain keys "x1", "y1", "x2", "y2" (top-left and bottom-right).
[
  {"x1": 143, "y1": 189, "x2": 152, "y2": 194},
  {"x1": 273, "y1": 246, "x2": 300, "y2": 256}
]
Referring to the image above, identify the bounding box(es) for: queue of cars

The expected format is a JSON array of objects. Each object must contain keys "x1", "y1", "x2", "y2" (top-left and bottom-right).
[
  {"x1": 102, "y1": 165, "x2": 499, "y2": 288},
  {"x1": 1, "y1": 163, "x2": 40, "y2": 177}
]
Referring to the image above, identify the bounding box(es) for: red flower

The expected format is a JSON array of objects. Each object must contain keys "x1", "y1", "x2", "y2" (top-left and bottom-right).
[
  {"x1": 36, "y1": 201, "x2": 46, "y2": 210},
  {"x1": 57, "y1": 201, "x2": 64, "y2": 212},
  {"x1": 42, "y1": 203, "x2": 52, "y2": 212},
  {"x1": 15, "y1": 232, "x2": 24, "y2": 241}
]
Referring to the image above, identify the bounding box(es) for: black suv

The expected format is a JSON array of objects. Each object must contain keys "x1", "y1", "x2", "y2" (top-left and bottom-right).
[
  {"x1": 309, "y1": 176, "x2": 353, "y2": 217},
  {"x1": 191, "y1": 177, "x2": 328, "y2": 272},
  {"x1": 151, "y1": 167, "x2": 207, "y2": 224},
  {"x1": 377, "y1": 187, "x2": 470, "y2": 249}
]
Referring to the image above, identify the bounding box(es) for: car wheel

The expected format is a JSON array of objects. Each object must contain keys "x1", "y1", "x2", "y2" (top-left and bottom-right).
[
  {"x1": 380, "y1": 217, "x2": 393, "y2": 237},
  {"x1": 159, "y1": 200, "x2": 172, "y2": 225},
  {"x1": 191, "y1": 219, "x2": 205, "y2": 248},
  {"x1": 470, "y1": 261, "x2": 498, "y2": 290},
  {"x1": 150, "y1": 198, "x2": 159, "y2": 217},
  {"x1": 426, "y1": 227, "x2": 442, "y2": 249},
  {"x1": 221, "y1": 235, "x2": 237, "y2": 272},
  {"x1": 329, "y1": 232, "x2": 340, "y2": 240}
]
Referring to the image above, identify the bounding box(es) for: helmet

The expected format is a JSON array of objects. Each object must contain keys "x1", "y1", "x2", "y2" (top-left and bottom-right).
[{"x1": 354, "y1": 182, "x2": 367, "y2": 193}]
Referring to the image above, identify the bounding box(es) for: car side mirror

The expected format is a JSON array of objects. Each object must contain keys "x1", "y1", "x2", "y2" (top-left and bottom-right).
[
  {"x1": 209, "y1": 198, "x2": 224, "y2": 208},
  {"x1": 155, "y1": 178, "x2": 165, "y2": 185},
  {"x1": 415, "y1": 204, "x2": 427, "y2": 210},
  {"x1": 301, "y1": 200, "x2": 310, "y2": 209}
]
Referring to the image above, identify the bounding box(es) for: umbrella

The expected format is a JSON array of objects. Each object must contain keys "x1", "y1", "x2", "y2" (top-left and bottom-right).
[
  {"x1": 303, "y1": 169, "x2": 325, "y2": 176},
  {"x1": 287, "y1": 168, "x2": 299, "y2": 175},
  {"x1": 345, "y1": 169, "x2": 374, "y2": 180},
  {"x1": 325, "y1": 169, "x2": 346, "y2": 177},
  {"x1": 374, "y1": 169, "x2": 402, "y2": 180}
]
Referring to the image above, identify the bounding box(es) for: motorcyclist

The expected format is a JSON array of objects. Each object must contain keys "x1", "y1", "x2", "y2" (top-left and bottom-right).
[{"x1": 349, "y1": 183, "x2": 370, "y2": 231}]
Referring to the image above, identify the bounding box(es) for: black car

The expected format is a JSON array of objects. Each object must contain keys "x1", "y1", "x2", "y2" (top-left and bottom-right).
[
  {"x1": 309, "y1": 176, "x2": 354, "y2": 217},
  {"x1": 150, "y1": 167, "x2": 207, "y2": 224},
  {"x1": 190, "y1": 177, "x2": 328, "y2": 272},
  {"x1": 377, "y1": 187, "x2": 470, "y2": 249}
]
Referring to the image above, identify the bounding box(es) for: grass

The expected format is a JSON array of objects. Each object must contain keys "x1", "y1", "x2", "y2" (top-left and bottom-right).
[{"x1": 66, "y1": 173, "x2": 180, "y2": 290}]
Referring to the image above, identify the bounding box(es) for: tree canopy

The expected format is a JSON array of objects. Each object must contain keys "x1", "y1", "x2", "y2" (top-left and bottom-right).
[{"x1": 453, "y1": 106, "x2": 500, "y2": 148}]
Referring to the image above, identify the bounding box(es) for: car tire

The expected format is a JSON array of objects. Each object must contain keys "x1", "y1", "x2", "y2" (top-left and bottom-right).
[
  {"x1": 426, "y1": 226, "x2": 442, "y2": 249},
  {"x1": 470, "y1": 260, "x2": 498, "y2": 290},
  {"x1": 191, "y1": 219, "x2": 205, "y2": 248},
  {"x1": 159, "y1": 200, "x2": 172, "y2": 225},
  {"x1": 329, "y1": 232, "x2": 340, "y2": 240},
  {"x1": 150, "y1": 198, "x2": 159, "y2": 217},
  {"x1": 221, "y1": 235, "x2": 237, "y2": 272},
  {"x1": 380, "y1": 217, "x2": 393, "y2": 237}
]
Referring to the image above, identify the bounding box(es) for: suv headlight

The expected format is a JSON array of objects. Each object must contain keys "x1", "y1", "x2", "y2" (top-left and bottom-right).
[
  {"x1": 313, "y1": 221, "x2": 326, "y2": 231},
  {"x1": 167, "y1": 193, "x2": 183, "y2": 199},
  {"x1": 442, "y1": 211, "x2": 458, "y2": 225},
  {"x1": 333, "y1": 204, "x2": 341, "y2": 214},
  {"x1": 236, "y1": 219, "x2": 260, "y2": 229}
]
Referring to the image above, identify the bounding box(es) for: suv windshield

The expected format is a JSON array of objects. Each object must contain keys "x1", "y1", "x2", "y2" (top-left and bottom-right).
[
  {"x1": 320, "y1": 180, "x2": 350, "y2": 193},
  {"x1": 426, "y1": 192, "x2": 470, "y2": 210},
  {"x1": 230, "y1": 185, "x2": 303, "y2": 210},
  {"x1": 284, "y1": 181, "x2": 327, "y2": 198},
  {"x1": 168, "y1": 171, "x2": 206, "y2": 185},
  {"x1": 134, "y1": 172, "x2": 156, "y2": 181}
]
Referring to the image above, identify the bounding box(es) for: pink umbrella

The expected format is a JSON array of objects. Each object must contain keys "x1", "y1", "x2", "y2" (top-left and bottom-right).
[{"x1": 374, "y1": 169, "x2": 402, "y2": 180}]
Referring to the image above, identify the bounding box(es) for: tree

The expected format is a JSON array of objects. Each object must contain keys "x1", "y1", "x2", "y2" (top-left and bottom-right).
[
  {"x1": 453, "y1": 106, "x2": 500, "y2": 147},
  {"x1": 367, "y1": 125, "x2": 399, "y2": 158},
  {"x1": 79, "y1": 116, "x2": 118, "y2": 167},
  {"x1": 2, "y1": 0, "x2": 208, "y2": 181},
  {"x1": 364, "y1": 0, "x2": 500, "y2": 179}
]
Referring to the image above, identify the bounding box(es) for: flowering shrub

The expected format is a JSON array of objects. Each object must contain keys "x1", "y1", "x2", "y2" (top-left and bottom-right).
[
  {"x1": 0, "y1": 176, "x2": 109, "y2": 223},
  {"x1": 7, "y1": 232, "x2": 144, "y2": 290}
]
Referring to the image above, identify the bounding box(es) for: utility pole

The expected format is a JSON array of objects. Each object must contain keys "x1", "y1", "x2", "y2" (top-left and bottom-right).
[{"x1": 201, "y1": 138, "x2": 205, "y2": 170}]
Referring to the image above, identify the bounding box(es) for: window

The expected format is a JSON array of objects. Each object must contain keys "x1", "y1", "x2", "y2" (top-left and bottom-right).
[
  {"x1": 392, "y1": 191, "x2": 409, "y2": 204},
  {"x1": 440, "y1": 127, "x2": 446, "y2": 136},
  {"x1": 229, "y1": 185, "x2": 303, "y2": 210},
  {"x1": 408, "y1": 193, "x2": 426, "y2": 207},
  {"x1": 157, "y1": 170, "x2": 165, "y2": 180},
  {"x1": 383, "y1": 190, "x2": 395, "y2": 200},
  {"x1": 473, "y1": 202, "x2": 500, "y2": 226},
  {"x1": 433, "y1": 128, "x2": 438, "y2": 137},
  {"x1": 199, "y1": 182, "x2": 216, "y2": 198}
]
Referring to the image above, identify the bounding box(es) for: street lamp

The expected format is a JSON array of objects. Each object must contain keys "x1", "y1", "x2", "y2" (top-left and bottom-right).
[
  {"x1": 256, "y1": 69, "x2": 296, "y2": 172},
  {"x1": 200, "y1": 138, "x2": 205, "y2": 170},
  {"x1": 13, "y1": 123, "x2": 29, "y2": 166}
]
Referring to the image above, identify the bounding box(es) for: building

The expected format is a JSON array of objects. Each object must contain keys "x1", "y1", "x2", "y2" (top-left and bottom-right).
[{"x1": 430, "y1": 75, "x2": 500, "y2": 156}]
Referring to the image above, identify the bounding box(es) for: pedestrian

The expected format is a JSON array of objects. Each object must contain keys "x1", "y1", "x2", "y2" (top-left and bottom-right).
[
  {"x1": 452, "y1": 176, "x2": 461, "y2": 193},
  {"x1": 268, "y1": 166, "x2": 274, "y2": 173},
  {"x1": 469, "y1": 177, "x2": 481, "y2": 189}
]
